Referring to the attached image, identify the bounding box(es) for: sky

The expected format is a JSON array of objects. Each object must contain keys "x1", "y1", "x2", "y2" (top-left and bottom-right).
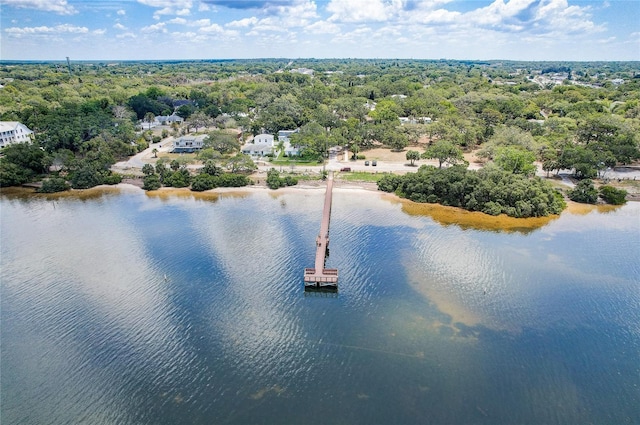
[{"x1": 0, "y1": 0, "x2": 638, "y2": 61}]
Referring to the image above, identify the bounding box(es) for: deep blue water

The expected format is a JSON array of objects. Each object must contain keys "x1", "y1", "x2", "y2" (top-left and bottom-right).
[{"x1": 1, "y1": 187, "x2": 639, "y2": 424}]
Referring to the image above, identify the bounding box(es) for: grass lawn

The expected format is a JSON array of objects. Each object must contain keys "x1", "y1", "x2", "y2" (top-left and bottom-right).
[{"x1": 337, "y1": 171, "x2": 391, "y2": 182}]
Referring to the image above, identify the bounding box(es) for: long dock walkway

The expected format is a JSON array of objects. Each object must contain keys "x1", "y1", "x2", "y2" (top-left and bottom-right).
[{"x1": 304, "y1": 172, "x2": 338, "y2": 288}]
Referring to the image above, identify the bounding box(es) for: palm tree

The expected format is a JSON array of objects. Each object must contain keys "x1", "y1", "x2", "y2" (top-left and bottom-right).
[
  {"x1": 152, "y1": 148, "x2": 158, "y2": 158},
  {"x1": 144, "y1": 112, "x2": 156, "y2": 130}
]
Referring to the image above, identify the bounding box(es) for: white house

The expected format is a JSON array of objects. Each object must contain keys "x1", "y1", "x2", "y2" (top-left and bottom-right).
[
  {"x1": 253, "y1": 133, "x2": 274, "y2": 145},
  {"x1": 173, "y1": 135, "x2": 205, "y2": 153},
  {"x1": 0, "y1": 121, "x2": 34, "y2": 148},
  {"x1": 154, "y1": 113, "x2": 184, "y2": 126},
  {"x1": 241, "y1": 133, "x2": 275, "y2": 158}
]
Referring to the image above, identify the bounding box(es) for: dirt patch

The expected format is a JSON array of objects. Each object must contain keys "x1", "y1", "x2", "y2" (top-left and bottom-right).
[{"x1": 360, "y1": 148, "x2": 411, "y2": 162}]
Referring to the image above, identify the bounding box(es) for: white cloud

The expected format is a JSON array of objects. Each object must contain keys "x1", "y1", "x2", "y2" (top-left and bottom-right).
[
  {"x1": 305, "y1": 20, "x2": 340, "y2": 34},
  {"x1": 93, "y1": 29, "x2": 106, "y2": 35},
  {"x1": 117, "y1": 9, "x2": 126, "y2": 15},
  {"x1": 137, "y1": 0, "x2": 192, "y2": 8},
  {"x1": 193, "y1": 19, "x2": 212, "y2": 26},
  {"x1": 226, "y1": 17, "x2": 259, "y2": 28},
  {"x1": 168, "y1": 17, "x2": 188, "y2": 25},
  {"x1": 327, "y1": 0, "x2": 392, "y2": 22},
  {"x1": 113, "y1": 23, "x2": 127, "y2": 30},
  {"x1": 137, "y1": 0, "x2": 193, "y2": 17},
  {"x1": 141, "y1": 22, "x2": 168, "y2": 33},
  {"x1": 116, "y1": 32, "x2": 136, "y2": 39},
  {"x1": 5, "y1": 24, "x2": 89, "y2": 37},
  {"x1": 2, "y1": 0, "x2": 77, "y2": 15}
]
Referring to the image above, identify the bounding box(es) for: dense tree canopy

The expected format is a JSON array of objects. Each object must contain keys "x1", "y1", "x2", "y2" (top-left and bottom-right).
[
  {"x1": 0, "y1": 59, "x2": 638, "y2": 192},
  {"x1": 378, "y1": 165, "x2": 566, "y2": 218}
]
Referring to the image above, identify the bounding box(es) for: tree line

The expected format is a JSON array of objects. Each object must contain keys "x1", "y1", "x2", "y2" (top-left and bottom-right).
[{"x1": 0, "y1": 59, "x2": 638, "y2": 199}]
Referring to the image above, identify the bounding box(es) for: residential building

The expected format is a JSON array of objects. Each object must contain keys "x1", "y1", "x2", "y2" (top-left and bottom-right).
[
  {"x1": 155, "y1": 113, "x2": 184, "y2": 126},
  {"x1": 241, "y1": 143, "x2": 274, "y2": 157},
  {"x1": 241, "y1": 133, "x2": 275, "y2": 158},
  {"x1": 173, "y1": 135, "x2": 205, "y2": 153},
  {"x1": 277, "y1": 129, "x2": 300, "y2": 156},
  {"x1": 253, "y1": 133, "x2": 274, "y2": 145},
  {"x1": 0, "y1": 121, "x2": 34, "y2": 148}
]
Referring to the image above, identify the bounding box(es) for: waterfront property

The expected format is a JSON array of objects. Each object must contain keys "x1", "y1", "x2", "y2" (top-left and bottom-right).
[
  {"x1": 0, "y1": 121, "x2": 34, "y2": 148},
  {"x1": 173, "y1": 135, "x2": 205, "y2": 153}
]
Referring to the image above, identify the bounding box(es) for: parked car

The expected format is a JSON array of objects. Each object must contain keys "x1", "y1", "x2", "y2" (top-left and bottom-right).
[
  {"x1": 340, "y1": 167, "x2": 351, "y2": 172},
  {"x1": 365, "y1": 161, "x2": 370, "y2": 166},
  {"x1": 372, "y1": 160, "x2": 377, "y2": 166}
]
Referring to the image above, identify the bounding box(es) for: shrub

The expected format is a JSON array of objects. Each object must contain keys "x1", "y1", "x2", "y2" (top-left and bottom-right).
[
  {"x1": 599, "y1": 185, "x2": 627, "y2": 205},
  {"x1": 143, "y1": 174, "x2": 161, "y2": 190},
  {"x1": 152, "y1": 135, "x2": 161, "y2": 143},
  {"x1": 103, "y1": 173, "x2": 122, "y2": 185},
  {"x1": 164, "y1": 168, "x2": 191, "y2": 188},
  {"x1": 142, "y1": 164, "x2": 155, "y2": 176},
  {"x1": 38, "y1": 177, "x2": 69, "y2": 193},
  {"x1": 375, "y1": 165, "x2": 565, "y2": 217},
  {"x1": 71, "y1": 166, "x2": 103, "y2": 189},
  {"x1": 191, "y1": 173, "x2": 217, "y2": 191},
  {"x1": 568, "y1": 179, "x2": 598, "y2": 204},
  {"x1": 216, "y1": 173, "x2": 249, "y2": 187}
]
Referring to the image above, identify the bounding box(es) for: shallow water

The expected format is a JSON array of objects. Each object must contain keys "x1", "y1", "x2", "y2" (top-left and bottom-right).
[{"x1": 1, "y1": 187, "x2": 639, "y2": 424}]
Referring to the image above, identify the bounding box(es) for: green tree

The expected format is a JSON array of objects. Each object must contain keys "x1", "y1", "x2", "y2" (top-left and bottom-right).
[
  {"x1": 266, "y1": 168, "x2": 283, "y2": 189},
  {"x1": 494, "y1": 146, "x2": 537, "y2": 176},
  {"x1": 2, "y1": 142, "x2": 46, "y2": 174},
  {"x1": 142, "y1": 163, "x2": 155, "y2": 176},
  {"x1": 70, "y1": 165, "x2": 104, "y2": 189},
  {"x1": 201, "y1": 160, "x2": 223, "y2": 176},
  {"x1": 191, "y1": 173, "x2": 217, "y2": 191},
  {"x1": 225, "y1": 154, "x2": 256, "y2": 173},
  {"x1": 38, "y1": 177, "x2": 69, "y2": 193},
  {"x1": 406, "y1": 150, "x2": 420, "y2": 166},
  {"x1": 143, "y1": 174, "x2": 161, "y2": 190},
  {"x1": 568, "y1": 179, "x2": 598, "y2": 204},
  {"x1": 164, "y1": 167, "x2": 191, "y2": 188},
  {"x1": 203, "y1": 130, "x2": 240, "y2": 155},
  {"x1": 422, "y1": 140, "x2": 466, "y2": 168},
  {"x1": 144, "y1": 112, "x2": 156, "y2": 130},
  {"x1": 0, "y1": 160, "x2": 33, "y2": 186},
  {"x1": 599, "y1": 185, "x2": 627, "y2": 205}
]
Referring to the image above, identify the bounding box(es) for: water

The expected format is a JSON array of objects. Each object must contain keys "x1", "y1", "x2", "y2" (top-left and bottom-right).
[{"x1": 1, "y1": 186, "x2": 639, "y2": 424}]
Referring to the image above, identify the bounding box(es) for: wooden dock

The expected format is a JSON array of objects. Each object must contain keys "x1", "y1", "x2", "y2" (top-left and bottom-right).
[{"x1": 304, "y1": 173, "x2": 338, "y2": 289}]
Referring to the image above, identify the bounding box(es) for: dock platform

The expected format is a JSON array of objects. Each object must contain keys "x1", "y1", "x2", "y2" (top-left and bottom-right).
[{"x1": 304, "y1": 173, "x2": 338, "y2": 289}]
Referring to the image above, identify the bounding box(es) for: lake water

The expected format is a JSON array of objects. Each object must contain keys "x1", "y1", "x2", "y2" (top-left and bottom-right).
[{"x1": 1, "y1": 186, "x2": 639, "y2": 425}]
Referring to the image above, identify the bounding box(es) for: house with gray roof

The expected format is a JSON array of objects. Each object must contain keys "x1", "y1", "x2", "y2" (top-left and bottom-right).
[
  {"x1": 173, "y1": 135, "x2": 206, "y2": 153},
  {"x1": 0, "y1": 121, "x2": 34, "y2": 148}
]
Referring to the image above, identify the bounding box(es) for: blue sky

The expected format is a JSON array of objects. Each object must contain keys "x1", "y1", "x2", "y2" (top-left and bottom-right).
[{"x1": 1, "y1": 0, "x2": 638, "y2": 61}]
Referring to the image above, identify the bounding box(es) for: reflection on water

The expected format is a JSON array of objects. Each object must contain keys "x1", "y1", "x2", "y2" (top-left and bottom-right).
[
  {"x1": 386, "y1": 193, "x2": 560, "y2": 234},
  {"x1": 1, "y1": 186, "x2": 639, "y2": 425}
]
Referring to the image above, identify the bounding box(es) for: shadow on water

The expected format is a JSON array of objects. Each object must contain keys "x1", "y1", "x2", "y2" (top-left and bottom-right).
[{"x1": 303, "y1": 285, "x2": 338, "y2": 298}]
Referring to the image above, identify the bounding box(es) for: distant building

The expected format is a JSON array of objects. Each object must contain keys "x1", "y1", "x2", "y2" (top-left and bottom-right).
[
  {"x1": 290, "y1": 68, "x2": 314, "y2": 76},
  {"x1": 0, "y1": 121, "x2": 34, "y2": 148},
  {"x1": 399, "y1": 117, "x2": 432, "y2": 125},
  {"x1": 155, "y1": 113, "x2": 184, "y2": 126},
  {"x1": 173, "y1": 135, "x2": 205, "y2": 153}
]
